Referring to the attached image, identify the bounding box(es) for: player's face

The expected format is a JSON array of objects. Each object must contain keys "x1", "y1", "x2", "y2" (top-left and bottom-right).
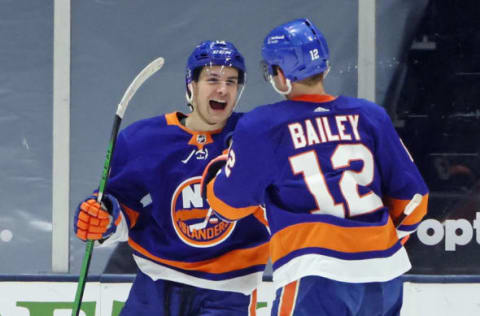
[{"x1": 190, "y1": 66, "x2": 239, "y2": 130}]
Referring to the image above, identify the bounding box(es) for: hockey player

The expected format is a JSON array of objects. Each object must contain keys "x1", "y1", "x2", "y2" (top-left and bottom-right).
[
  {"x1": 74, "y1": 40, "x2": 269, "y2": 316},
  {"x1": 204, "y1": 19, "x2": 429, "y2": 315}
]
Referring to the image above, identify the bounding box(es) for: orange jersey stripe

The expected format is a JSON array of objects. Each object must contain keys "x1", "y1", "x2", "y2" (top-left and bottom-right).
[
  {"x1": 270, "y1": 217, "x2": 398, "y2": 263},
  {"x1": 175, "y1": 208, "x2": 209, "y2": 221},
  {"x1": 291, "y1": 94, "x2": 337, "y2": 103},
  {"x1": 384, "y1": 193, "x2": 429, "y2": 225},
  {"x1": 278, "y1": 281, "x2": 298, "y2": 316},
  {"x1": 249, "y1": 289, "x2": 257, "y2": 316},
  {"x1": 207, "y1": 177, "x2": 259, "y2": 220},
  {"x1": 252, "y1": 207, "x2": 269, "y2": 227},
  {"x1": 114, "y1": 213, "x2": 122, "y2": 226},
  {"x1": 128, "y1": 237, "x2": 269, "y2": 274},
  {"x1": 121, "y1": 203, "x2": 140, "y2": 228}
]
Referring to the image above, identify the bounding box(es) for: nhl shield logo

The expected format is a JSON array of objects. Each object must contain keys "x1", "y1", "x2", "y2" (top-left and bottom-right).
[
  {"x1": 171, "y1": 176, "x2": 235, "y2": 247},
  {"x1": 196, "y1": 134, "x2": 207, "y2": 144}
]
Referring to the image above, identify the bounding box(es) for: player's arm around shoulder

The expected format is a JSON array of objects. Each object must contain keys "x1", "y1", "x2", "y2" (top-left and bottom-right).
[
  {"x1": 203, "y1": 111, "x2": 275, "y2": 222},
  {"x1": 200, "y1": 153, "x2": 270, "y2": 229}
]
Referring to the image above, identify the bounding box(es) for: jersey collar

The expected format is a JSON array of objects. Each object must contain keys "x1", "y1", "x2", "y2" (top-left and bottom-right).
[
  {"x1": 291, "y1": 94, "x2": 337, "y2": 103},
  {"x1": 165, "y1": 112, "x2": 219, "y2": 150}
]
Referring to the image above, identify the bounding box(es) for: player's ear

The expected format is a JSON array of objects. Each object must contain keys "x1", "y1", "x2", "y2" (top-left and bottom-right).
[
  {"x1": 186, "y1": 82, "x2": 195, "y2": 105},
  {"x1": 276, "y1": 68, "x2": 288, "y2": 88}
]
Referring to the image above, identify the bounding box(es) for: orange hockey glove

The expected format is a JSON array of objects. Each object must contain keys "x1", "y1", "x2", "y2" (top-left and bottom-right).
[{"x1": 73, "y1": 194, "x2": 122, "y2": 241}]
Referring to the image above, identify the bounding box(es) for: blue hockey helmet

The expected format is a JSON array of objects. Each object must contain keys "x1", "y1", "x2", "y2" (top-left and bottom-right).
[
  {"x1": 186, "y1": 40, "x2": 246, "y2": 86},
  {"x1": 261, "y1": 18, "x2": 329, "y2": 83}
]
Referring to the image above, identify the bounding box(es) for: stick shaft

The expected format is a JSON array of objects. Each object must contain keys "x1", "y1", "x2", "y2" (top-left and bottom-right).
[
  {"x1": 71, "y1": 116, "x2": 122, "y2": 316},
  {"x1": 97, "y1": 116, "x2": 122, "y2": 201},
  {"x1": 71, "y1": 57, "x2": 164, "y2": 315},
  {"x1": 71, "y1": 240, "x2": 94, "y2": 315}
]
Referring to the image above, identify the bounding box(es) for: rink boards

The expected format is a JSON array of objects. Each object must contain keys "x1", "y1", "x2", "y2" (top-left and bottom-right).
[{"x1": 1, "y1": 275, "x2": 480, "y2": 316}]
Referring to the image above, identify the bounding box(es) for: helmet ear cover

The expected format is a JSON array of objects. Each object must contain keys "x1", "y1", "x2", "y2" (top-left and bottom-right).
[{"x1": 260, "y1": 61, "x2": 279, "y2": 82}]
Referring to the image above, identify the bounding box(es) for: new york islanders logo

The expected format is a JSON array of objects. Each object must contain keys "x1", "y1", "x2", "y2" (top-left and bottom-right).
[{"x1": 171, "y1": 176, "x2": 236, "y2": 247}]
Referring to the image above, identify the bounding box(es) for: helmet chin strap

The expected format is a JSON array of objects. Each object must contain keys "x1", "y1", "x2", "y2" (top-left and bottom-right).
[
  {"x1": 267, "y1": 64, "x2": 330, "y2": 97},
  {"x1": 233, "y1": 72, "x2": 246, "y2": 110},
  {"x1": 269, "y1": 75, "x2": 292, "y2": 95},
  {"x1": 324, "y1": 66, "x2": 331, "y2": 79}
]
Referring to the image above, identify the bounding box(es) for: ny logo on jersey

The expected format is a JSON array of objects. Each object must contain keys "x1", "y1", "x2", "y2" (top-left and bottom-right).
[{"x1": 171, "y1": 177, "x2": 235, "y2": 247}]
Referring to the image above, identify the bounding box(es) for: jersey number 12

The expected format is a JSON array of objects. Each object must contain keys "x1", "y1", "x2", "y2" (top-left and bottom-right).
[{"x1": 289, "y1": 144, "x2": 383, "y2": 218}]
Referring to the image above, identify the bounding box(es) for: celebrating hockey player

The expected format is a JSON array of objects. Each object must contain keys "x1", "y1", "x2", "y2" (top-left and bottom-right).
[
  {"x1": 204, "y1": 18, "x2": 429, "y2": 315},
  {"x1": 73, "y1": 40, "x2": 269, "y2": 316}
]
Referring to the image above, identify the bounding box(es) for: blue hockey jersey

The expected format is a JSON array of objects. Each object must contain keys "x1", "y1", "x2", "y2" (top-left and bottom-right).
[
  {"x1": 104, "y1": 112, "x2": 270, "y2": 294},
  {"x1": 207, "y1": 95, "x2": 429, "y2": 290}
]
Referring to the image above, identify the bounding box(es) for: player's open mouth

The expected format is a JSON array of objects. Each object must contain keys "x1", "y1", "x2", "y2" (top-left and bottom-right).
[{"x1": 209, "y1": 100, "x2": 227, "y2": 110}]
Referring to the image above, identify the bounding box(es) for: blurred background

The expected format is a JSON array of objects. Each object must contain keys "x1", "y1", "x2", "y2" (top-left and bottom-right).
[{"x1": 0, "y1": 0, "x2": 479, "y2": 278}]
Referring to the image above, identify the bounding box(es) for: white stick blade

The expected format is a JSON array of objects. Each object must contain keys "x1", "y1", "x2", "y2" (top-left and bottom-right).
[{"x1": 116, "y1": 57, "x2": 165, "y2": 118}]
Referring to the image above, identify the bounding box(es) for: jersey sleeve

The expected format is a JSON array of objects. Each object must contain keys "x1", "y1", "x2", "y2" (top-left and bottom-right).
[
  {"x1": 207, "y1": 115, "x2": 275, "y2": 221},
  {"x1": 373, "y1": 108, "x2": 429, "y2": 236},
  {"x1": 104, "y1": 130, "x2": 148, "y2": 228}
]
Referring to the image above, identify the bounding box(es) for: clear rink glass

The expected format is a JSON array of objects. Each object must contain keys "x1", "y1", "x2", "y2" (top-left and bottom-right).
[{"x1": 1, "y1": 0, "x2": 478, "y2": 281}]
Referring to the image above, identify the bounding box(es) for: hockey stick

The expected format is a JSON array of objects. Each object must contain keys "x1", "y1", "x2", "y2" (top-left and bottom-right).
[
  {"x1": 71, "y1": 57, "x2": 164, "y2": 316},
  {"x1": 395, "y1": 193, "x2": 422, "y2": 227}
]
